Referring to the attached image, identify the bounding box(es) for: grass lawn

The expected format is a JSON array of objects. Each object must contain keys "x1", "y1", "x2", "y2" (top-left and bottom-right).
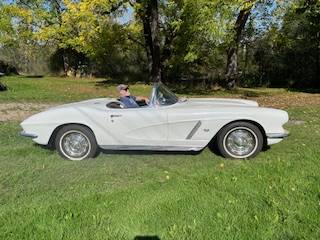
[
  {"x1": 0, "y1": 75, "x2": 291, "y2": 103},
  {"x1": 0, "y1": 76, "x2": 320, "y2": 239},
  {"x1": 0, "y1": 76, "x2": 130, "y2": 103}
]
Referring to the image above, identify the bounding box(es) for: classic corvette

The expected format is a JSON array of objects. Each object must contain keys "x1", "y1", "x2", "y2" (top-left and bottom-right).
[{"x1": 20, "y1": 83, "x2": 289, "y2": 160}]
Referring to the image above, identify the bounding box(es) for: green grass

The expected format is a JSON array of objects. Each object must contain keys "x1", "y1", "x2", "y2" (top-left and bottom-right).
[
  {"x1": 1, "y1": 108, "x2": 320, "y2": 239},
  {"x1": 0, "y1": 76, "x2": 153, "y2": 103},
  {"x1": 0, "y1": 75, "x2": 289, "y2": 103}
]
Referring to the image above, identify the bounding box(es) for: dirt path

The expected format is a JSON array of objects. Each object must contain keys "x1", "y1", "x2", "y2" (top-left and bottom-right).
[
  {"x1": 1, "y1": 92, "x2": 320, "y2": 122},
  {"x1": 252, "y1": 92, "x2": 320, "y2": 109},
  {"x1": 0, "y1": 103, "x2": 57, "y2": 122}
]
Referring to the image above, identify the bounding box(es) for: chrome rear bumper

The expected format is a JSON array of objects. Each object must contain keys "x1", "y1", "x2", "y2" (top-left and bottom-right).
[{"x1": 20, "y1": 131, "x2": 38, "y2": 139}]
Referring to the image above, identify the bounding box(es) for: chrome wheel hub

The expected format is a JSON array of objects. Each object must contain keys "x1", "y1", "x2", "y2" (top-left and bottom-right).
[
  {"x1": 60, "y1": 131, "x2": 91, "y2": 159},
  {"x1": 224, "y1": 127, "x2": 257, "y2": 158}
]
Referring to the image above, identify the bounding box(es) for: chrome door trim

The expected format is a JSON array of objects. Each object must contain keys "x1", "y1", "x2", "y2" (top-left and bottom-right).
[{"x1": 99, "y1": 145, "x2": 203, "y2": 151}]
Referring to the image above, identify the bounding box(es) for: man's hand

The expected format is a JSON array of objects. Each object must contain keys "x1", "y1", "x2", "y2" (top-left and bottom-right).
[{"x1": 136, "y1": 96, "x2": 149, "y2": 104}]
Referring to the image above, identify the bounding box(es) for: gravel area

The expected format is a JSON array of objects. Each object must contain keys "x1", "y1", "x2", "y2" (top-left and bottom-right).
[{"x1": 0, "y1": 103, "x2": 57, "y2": 122}]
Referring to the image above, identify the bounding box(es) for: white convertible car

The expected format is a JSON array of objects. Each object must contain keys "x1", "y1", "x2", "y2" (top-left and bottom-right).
[{"x1": 21, "y1": 83, "x2": 289, "y2": 160}]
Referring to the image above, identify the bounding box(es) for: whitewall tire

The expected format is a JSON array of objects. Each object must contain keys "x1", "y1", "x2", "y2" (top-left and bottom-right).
[
  {"x1": 216, "y1": 122, "x2": 264, "y2": 159},
  {"x1": 55, "y1": 124, "x2": 98, "y2": 160}
]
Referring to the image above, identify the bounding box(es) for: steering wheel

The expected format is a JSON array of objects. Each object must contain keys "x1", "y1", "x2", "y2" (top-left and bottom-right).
[
  {"x1": 158, "y1": 96, "x2": 167, "y2": 105},
  {"x1": 156, "y1": 92, "x2": 167, "y2": 105}
]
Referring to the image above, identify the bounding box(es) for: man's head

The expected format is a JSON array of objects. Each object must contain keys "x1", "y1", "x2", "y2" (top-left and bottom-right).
[{"x1": 117, "y1": 84, "x2": 130, "y2": 97}]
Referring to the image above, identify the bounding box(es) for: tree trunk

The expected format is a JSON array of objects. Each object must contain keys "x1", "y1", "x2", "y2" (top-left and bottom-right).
[
  {"x1": 140, "y1": 4, "x2": 152, "y2": 83},
  {"x1": 62, "y1": 50, "x2": 69, "y2": 76},
  {"x1": 316, "y1": 37, "x2": 320, "y2": 88},
  {"x1": 149, "y1": 0, "x2": 161, "y2": 83},
  {"x1": 137, "y1": 0, "x2": 161, "y2": 83},
  {"x1": 226, "y1": 1, "x2": 253, "y2": 89},
  {"x1": 226, "y1": 48, "x2": 238, "y2": 88}
]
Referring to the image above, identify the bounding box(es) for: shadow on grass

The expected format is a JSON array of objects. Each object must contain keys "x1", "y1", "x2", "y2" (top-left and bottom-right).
[
  {"x1": 94, "y1": 79, "x2": 145, "y2": 87},
  {"x1": 169, "y1": 85, "x2": 214, "y2": 95},
  {"x1": 229, "y1": 88, "x2": 276, "y2": 98},
  {"x1": 24, "y1": 75, "x2": 44, "y2": 78},
  {"x1": 169, "y1": 84, "x2": 272, "y2": 98},
  {"x1": 36, "y1": 143, "x2": 204, "y2": 157},
  {"x1": 134, "y1": 236, "x2": 160, "y2": 240},
  {"x1": 288, "y1": 88, "x2": 320, "y2": 94}
]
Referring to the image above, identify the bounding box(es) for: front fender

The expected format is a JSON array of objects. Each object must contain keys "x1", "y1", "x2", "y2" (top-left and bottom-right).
[{"x1": 20, "y1": 106, "x2": 112, "y2": 145}]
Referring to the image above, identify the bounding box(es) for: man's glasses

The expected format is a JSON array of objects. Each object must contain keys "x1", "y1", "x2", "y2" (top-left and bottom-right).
[{"x1": 124, "y1": 88, "x2": 129, "y2": 91}]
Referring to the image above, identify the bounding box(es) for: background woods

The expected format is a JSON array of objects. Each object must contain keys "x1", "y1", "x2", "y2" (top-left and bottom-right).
[{"x1": 0, "y1": 0, "x2": 319, "y2": 88}]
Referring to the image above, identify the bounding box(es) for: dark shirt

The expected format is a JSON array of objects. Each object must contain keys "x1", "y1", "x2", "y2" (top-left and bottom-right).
[{"x1": 120, "y1": 96, "x2": 139, "y2": 108}]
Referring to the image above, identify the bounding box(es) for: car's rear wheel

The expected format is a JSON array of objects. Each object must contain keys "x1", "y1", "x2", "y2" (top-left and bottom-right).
[
  {"x1": 216, "y1": 122, "x2": 263, "y2": 159},
  {"x1": 55, "y1": 124, "x2": 98, "y2": 160}
]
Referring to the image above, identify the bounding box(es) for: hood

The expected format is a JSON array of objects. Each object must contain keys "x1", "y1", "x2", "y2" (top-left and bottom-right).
[
  {"x1": 48, "y1": 98, "x2": 113, "y2": 110},
  {"x1": 184, "y1": 98, "x2": 259, "y2": 107},
  {"x1": 20, "y1": 98, "x2": 114, "y2": 125}
]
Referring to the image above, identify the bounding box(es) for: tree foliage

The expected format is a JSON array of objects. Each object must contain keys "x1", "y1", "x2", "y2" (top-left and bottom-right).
[{"x1": 0, "y1": 0, "x2": 318, "y2": 88}]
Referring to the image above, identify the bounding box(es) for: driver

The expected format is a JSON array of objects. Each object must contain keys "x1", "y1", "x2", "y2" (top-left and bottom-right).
[{"x1": 117, "y1": 84, "x2": 149, "y2": 108}]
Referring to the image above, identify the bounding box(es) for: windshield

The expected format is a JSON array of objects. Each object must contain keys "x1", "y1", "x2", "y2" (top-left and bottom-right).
[{"x1": 152, "y1": 83, "x2": 179, "y2": 106}]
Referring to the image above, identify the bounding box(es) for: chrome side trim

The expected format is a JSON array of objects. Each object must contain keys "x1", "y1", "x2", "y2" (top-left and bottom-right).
[
  {"x1": 100, "y1": 145, "x2": 203, "y2": 151},
  {"x1": 266, "y1": 131, "x2": 290, "y2": 139},
  {"x1": 20, "y1": 131, "x2": 38, "y2": 139},
  {"x1": 186, "y1": 121, "x2": 202, "y2": 140}
]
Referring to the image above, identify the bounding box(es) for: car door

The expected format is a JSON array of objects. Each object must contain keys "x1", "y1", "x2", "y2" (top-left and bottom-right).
[
  {"x1": 104, "y1": 106, "x2": 167, "y2": 147},
  {"x1": 166, "y1": 107, "x2": 205, "y2": 147},
  {"x1": 164, "y1": 100, "x2": 213, "y2": 150}
]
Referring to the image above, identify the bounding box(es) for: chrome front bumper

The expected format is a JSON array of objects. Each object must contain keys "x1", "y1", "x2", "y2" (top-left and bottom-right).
[
  {"x1": 266, "y1": 130, "x2": 290, "y2": 139},
  {"x1": 20, "y1": 131, "x2": 38, "y2": 139}
]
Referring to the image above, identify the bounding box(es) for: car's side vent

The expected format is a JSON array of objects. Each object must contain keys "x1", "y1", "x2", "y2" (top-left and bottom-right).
[{"x1": 186, "y1": 121, "x2": 202, "y2": 139}]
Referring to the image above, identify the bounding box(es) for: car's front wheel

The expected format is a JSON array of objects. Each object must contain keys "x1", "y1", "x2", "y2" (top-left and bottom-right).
[
  {"x1": 216, "y1": 121, "x2": 264, "y2": 159},
  {"x1": 55, "y1": 124, "x2": 98, "y2": 160}
]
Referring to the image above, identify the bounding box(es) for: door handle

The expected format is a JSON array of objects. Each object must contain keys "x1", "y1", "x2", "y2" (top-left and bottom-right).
[{"x1": 110, "y1": 114, "x2": 122, "y2": 118}]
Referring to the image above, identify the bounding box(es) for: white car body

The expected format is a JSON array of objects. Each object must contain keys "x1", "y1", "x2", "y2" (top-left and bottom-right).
[{"x1": 21, "y1": 83, "x2": 289, "y2": 155}]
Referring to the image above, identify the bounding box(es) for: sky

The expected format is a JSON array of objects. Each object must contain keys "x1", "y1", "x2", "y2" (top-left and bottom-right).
[{"x1": 117, "y1": 6, "x2": 134, "y2": 24}]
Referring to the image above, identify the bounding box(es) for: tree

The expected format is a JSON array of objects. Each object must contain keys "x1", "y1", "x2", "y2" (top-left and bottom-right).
[
  {"x1": 133, "y1": 0, "x2": 238, "y2": 83},
  {"x1": 225, "y1": 0, "x2": 254, "y2": 88},
  {"x1": 132, "y1": 0, "x2": 161, "y2": 83},
  {"x1": 0, "y1": 0, "x2": 59, "y2": 74},
  {"x1": 1, "y1": 0, "x2": 317, "y2": 89},
  {"x1": 249, "y1": 0, "x2": 320, "y2": 88}
]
